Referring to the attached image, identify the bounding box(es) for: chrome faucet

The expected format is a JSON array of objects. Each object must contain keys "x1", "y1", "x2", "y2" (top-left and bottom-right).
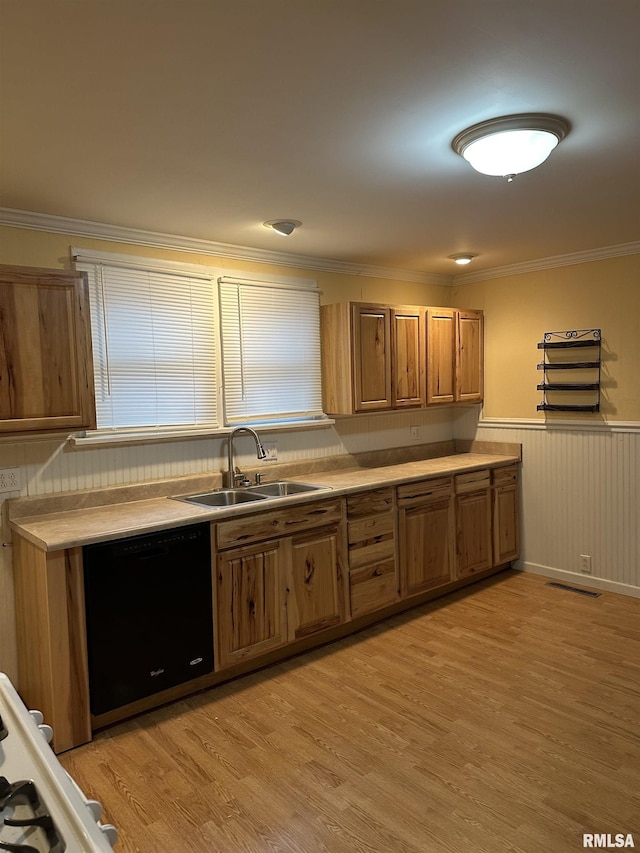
[{"x1": 225, "y1": 426, "x2": 267, "y2": 488}]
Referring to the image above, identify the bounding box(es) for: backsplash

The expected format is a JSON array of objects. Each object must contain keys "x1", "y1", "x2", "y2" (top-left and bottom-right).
[{"x1": 1, "y1": 407, "x2": 459, "y2": 498}]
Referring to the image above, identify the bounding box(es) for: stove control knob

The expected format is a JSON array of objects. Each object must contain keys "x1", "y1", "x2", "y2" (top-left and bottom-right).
[
  {"x1": 100, "y1": 823, "x2": 118, "y2": 846},
  {"x1": 29, "y1": 709, "x2": 44, "y2": 725},
  {"x1": 37, "y1": 723, "x2": 54, "y2": 743},
  {"x1": 86, "y1": 799, "x2": 103, "y2": 821}
]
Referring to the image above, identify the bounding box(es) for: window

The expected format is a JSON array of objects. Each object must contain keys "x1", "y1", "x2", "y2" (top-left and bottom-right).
[
  {"x1": 73, "y1": 249, "x2": 324, "y2": 434},
  {"x1": 219, "y1": 277, "x2": 323, "y2": 424}
]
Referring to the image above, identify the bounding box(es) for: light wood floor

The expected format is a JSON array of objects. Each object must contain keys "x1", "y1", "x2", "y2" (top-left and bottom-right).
[{"x1": 60, "y1": 570, "x2": 640, "y2": 853}]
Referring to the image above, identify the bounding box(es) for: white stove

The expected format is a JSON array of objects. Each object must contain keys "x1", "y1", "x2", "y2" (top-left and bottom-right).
[{"x1": 0, "y1": 672, "x2": 117, "y2": 852}]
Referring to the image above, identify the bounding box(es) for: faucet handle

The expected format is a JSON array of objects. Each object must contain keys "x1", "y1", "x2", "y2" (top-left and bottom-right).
[{"x1": 233, "y1": 468, "x2": 251, "y2": 487}]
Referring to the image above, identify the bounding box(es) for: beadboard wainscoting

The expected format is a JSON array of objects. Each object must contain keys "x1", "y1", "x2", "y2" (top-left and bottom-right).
[
  {"x1": 454, "y1": 409, "x2": 640, "y2": 597},
  {"x1": 2, "y1": 408, "x2": 457, "y2": 498}
]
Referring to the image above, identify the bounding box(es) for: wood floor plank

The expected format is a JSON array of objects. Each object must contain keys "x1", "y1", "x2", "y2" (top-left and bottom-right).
[{"x1": 60, "y1": 570, "x2": 640, "y2": 852}]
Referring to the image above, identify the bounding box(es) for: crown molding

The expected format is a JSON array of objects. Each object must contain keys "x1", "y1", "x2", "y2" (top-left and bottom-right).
[
  {"x1": 0, "y1": 207, "x2": 451, "y2": 287},
  {"x1": 454, "y1": 241, "x2": 640, "y2": 284},
  {"x1": 3, "y1": 207, "x2": 637, "y2": 288}
]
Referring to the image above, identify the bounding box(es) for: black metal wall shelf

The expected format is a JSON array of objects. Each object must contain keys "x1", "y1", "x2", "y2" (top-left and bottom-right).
[
  {"x1": 536, "y1": 339, "x2": 600, "y2": 350},
  {"x1": 537, "y1": 329, "x2": 601, "y2": 413}
]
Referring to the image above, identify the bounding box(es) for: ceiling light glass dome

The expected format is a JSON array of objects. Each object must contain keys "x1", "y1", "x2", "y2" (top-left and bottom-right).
[{"x1": 452, "y1": 114, "x2": 570, "y2": 179}]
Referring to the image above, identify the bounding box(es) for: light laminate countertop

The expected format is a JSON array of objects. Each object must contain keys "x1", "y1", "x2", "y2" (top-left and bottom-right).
[{"x1": 10, "y1": 452, "x2": 519, "y2": 552}]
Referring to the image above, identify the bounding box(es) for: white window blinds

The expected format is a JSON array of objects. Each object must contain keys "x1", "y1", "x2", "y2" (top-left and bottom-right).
[
  {"x1": 219, "y1": 277, "x2": 324, "y2": 424},
  {"x1": 78, "y1": 261, "x2": 218, "y2": 430}
]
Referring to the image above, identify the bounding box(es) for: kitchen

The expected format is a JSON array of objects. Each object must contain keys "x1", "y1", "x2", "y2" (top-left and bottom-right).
[{"x1": 1, "y1": 1, "x2": 639, "y2": 851}]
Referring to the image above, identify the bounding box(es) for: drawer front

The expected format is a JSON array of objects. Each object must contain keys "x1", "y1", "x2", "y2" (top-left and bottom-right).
[
  {"x1": 492, "y1": 465, "x2": 519, "y2": 486},
  {"x1": 348, "y1": 512, "x2": 394, "y2": 545},
  {"x1": 455, "y1": 469, "x2": 491, "y2": 494},
  {"x1": 348, "y1": 537, "x2": 395, "y2": 570},
  {"x1": 348, "y1": 513, "x2": 395, "y2": 569},
  {"x1": 397, "y1": 477, "x2": 452, "y2": 507},
  {"x1": 216, "y1": 499, "x2": 342, "y2": 550},
  {"x1": 347, "y1": 512, "x2": 395, "y2": 569},
  {"x1": 347, "y1": 487, "x2": 394, "y2": 518},
  {"x1": 350, "y1": 559, "x2": 397, "y2": 617}
]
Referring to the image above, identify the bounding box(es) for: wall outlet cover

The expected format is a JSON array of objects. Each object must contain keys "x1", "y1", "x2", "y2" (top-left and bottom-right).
[
  {"x1": 0, "y1": 467, "x2": 21, "y2": 493},
  {"x1": 263, "y1": 442, "x2": 278, "y2": 461}
]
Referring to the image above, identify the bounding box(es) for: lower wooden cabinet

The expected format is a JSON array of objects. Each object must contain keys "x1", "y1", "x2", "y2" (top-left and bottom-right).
[
  {"x1": 397, "y1": 478, "x2": 455, "y2": 596},
  {"x1": 492, "y1": 465, "x2": 520, "y2": 565},
  {"x1": 289, "y1": 528, "x2": 346, "y2": 640},
  {"x1": 454, "y1": 470, "x2": 493, "y2": 578},
  {"x1": 346, "y1": 488, "x2": 398, "y2": 617},
  {"x1": 215, "y1": 540, "x2": 288, "y2": 669},
  {"x1": 215, "y1": 506, "x2": 347, "y2": 670}
]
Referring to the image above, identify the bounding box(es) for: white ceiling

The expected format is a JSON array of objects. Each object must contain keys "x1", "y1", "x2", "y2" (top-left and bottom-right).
[{"x1": 1, "y1": 0, "x2": 639, "y2": 278}]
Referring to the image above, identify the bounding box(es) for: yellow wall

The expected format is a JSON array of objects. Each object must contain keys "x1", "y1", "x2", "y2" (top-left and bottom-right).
[
  {"x1": 0, "y1": 225, "x2": 452, "y2": 308},
  {"x1": 2, "y1": 223, "x2": 638, "y2": 421},
  {"x1": 452, "y1": 254, "x2": 640, "y2": 421}
]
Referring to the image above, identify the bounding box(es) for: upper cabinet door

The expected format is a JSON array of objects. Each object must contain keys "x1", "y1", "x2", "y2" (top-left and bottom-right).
[
  {"x1": 426, "y1": 308, "x2": 456, "y2": 404},
  {"x1": 390, "y1": 307, "x2": 424, "y2": 408},
  {"x1": 352, "y1": 304, "x2": 392, "y2": 412},
  {"x1": 456, "y1": 309, "x2": 484, "y2": 403},
  {"x1": 0, "y1": 265, "x2": 96, "y2": 434}
]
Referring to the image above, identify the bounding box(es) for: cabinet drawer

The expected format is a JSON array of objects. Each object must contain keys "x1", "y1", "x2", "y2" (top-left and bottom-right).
[
  {"x1": 397, "y1": 477, "x2": 452, "y2": 507},
  {"x1": 347, "y1": 487, "x2": 394, "y2": 518},
  {"x1": 216, "y1": 499, "x2": 342, "y2": 550},
  {"x1": 492, "y1": 465, "x2": 519, "y2": 486},
  {"x1": 348, "y1": 513, "x2": 395, "y2": 569},
  {"x1": 350, "y1": 559, "x2": 397, "y2": 617},
  {"x1": 455, "y1": 469, "x2": 491, "y2": 494},
  {"x1": 348, "y1": 512, "x2": 394, "y2": 545}
]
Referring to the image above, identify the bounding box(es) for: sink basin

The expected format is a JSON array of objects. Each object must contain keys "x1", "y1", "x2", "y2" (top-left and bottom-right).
[
  {"x1": 171, "y1": 481, "x2": 330, "y2": 509},
  {"x1": 173, "y1": 489, "x2": 268, "y2": 508},
  {"x1": 246, "y1": 481, "x2": 330, "y2": 497}
]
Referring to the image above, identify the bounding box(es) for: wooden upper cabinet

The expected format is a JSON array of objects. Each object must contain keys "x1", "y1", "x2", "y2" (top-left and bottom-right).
[
  {"x1": 390, "y1": 307, "x2": 425, "y2": 408},
  {"x1": 320, "y1": 301, "x2": 483, "y2": 414},
  {"x1": 0, "y1": 264, "x2": 96, "y2": 434},
  {"x1": 320, "y1": 302, "x2": 391, "y2": 414},
  {"x1": 426, "y1": 308, "x2": 456, "y2": 404},
  {"x1": 456, "y1": 309, "x2": 484, "y2": 403},
  {"x1": 353, "y1": 304, "x2": 392, "y2": 412}
]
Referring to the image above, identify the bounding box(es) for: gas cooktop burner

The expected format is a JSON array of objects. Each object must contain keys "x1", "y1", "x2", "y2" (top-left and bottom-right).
[
  {"x1": 0, "y1": 674, "x2": 116, "y2": 851},
  {"x1": 0, "y1": 777, "x2": 65, "y2": 853}
]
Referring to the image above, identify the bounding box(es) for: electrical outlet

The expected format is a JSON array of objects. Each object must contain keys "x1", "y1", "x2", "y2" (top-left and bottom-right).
[
  {"x1": 410, "y1": 425, "x2": 421, "y2": 441},
  {"x1": 263, "y1": 442, "x2": 278, "y2": 462},
  {"x1": 579, "y1": 554, "x2": 592, "y2": 574},
  {"x1": 0, "y1": 467, "x2": 21, "y2": 493}
]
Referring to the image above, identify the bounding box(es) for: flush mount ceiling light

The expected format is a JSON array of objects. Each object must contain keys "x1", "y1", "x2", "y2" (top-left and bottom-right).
[
  {"x1": 452, "y1": 113, "x2": 570, "y2": 181},
  {"x1": 263, "y1": 219, "x2": 302, "y2": 236},
  {"x1": 449, "y1": 253, "x2": 476, "y2": 265}
]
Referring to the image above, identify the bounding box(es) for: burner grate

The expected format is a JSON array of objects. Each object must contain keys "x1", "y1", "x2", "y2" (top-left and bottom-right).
[{"x1": 0, "y1": 777, "x2": 65, "y2": 853}]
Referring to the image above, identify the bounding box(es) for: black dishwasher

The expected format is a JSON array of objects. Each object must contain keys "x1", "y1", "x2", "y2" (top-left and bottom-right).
[{"x1": 83, "y1": 523, "x2": 214, "y2": 716}]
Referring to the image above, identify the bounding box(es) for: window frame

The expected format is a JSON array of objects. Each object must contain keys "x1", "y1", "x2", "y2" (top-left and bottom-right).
[{"x1": 71, "y1": 247, "x2": 329, "y2": 444}]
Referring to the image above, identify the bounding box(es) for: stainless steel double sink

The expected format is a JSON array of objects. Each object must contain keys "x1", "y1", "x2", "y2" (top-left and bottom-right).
[{"x1": 172, "y1": 480, "x2": 330, "y2": 509}]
